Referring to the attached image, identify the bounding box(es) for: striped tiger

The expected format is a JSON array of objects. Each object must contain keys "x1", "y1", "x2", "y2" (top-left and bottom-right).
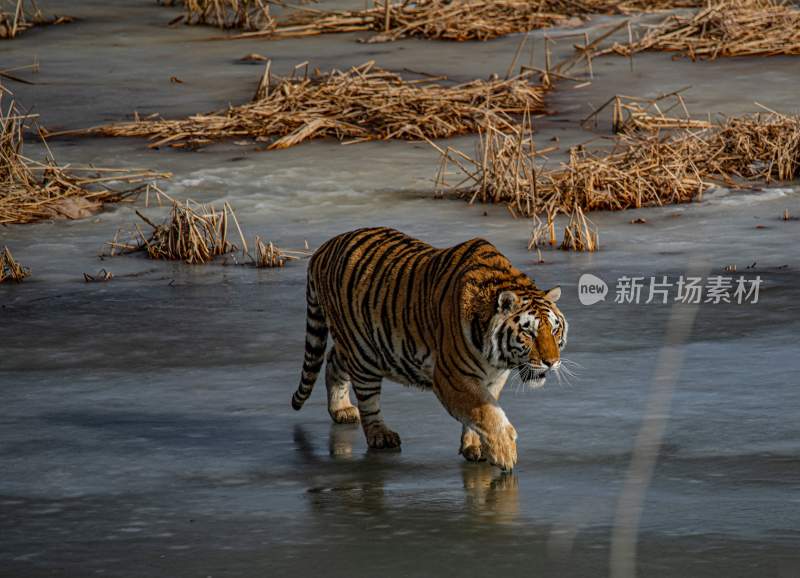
[{"x1": 291, "y1": 227, "x2": 567, "y2": 471}]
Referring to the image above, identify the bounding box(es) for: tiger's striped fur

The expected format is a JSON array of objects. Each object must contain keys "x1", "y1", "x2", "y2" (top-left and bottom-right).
[{"x1": 291, "y1": 227, "x2": 567, "y2": 471}]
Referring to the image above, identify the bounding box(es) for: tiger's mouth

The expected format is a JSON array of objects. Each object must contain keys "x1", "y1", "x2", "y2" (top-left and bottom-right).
[{"x1": 523, "y1": 368, "x2": 548, "y2": 389}]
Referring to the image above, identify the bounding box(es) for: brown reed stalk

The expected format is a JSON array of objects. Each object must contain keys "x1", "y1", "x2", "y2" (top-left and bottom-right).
[
  {"x1": 0, "y1": 245, "x2": 30, "y2": 282},
  {"x1": 0, "y1": 96, "x2": 169, "y2": 224},
  {"x1": 161, "y1": 0, "x2": 275, "y2": 30},
  {"x1": 528, "y1": 214, "x2": 546, "y2": 250},
  {"x1": 252, "y1": 236, "x2": 287, "y2": 267},
  {"x1": 0, "y1": 0, "x2": 73, "y2": 39},
  {"x1": 249, "y1": 235, "x2": 310, "y2": 267},
  {"x1": 582, "y1": 92, "x2": 712, "y2": 133},
  {"x1": 560, "y1": 205, "x2": 599, "y2": 251},
  {"x1": 598, "y1": 0, "x2": 800, "y2": 60},
  {"x1": 61, "y1": 61, "x2": 547, "y2": 150}
]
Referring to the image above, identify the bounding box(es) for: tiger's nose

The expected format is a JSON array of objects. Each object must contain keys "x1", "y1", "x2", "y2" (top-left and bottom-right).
[{"x1": 542, "y1": 359, "x2": 560, "y2": 369}]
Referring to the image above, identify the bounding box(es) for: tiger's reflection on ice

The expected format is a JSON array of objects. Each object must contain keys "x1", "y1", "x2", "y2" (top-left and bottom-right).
[{"x1": 296, "y1": 424, "x2": 520, "y2": 526}]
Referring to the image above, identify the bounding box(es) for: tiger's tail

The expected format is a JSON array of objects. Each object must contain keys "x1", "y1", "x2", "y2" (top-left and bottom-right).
[{"x1": 291, "y1": 277, "x2": 328, "y2": 411}]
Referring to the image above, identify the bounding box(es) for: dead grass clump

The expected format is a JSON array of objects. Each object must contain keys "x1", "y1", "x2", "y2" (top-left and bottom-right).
[
  {"x1": 106, "y1": 191, "x2": 308, "y2": 267},
  {"x1": 161, "y1": 0, "x2": 274, "y2": 30},
  {"x1": 544, "y1": 134, "x2": 710, "y2": 212},
  {"x1": 67, "y1": 61, "x2": 547, "y2": 150},
  {"x1": 600, "y1": 0, "x2": 800, "y2": 60},
  {"x1": 228, "y1": 0, "x2": 707, "y2": 43},
  {"x1": 108, "y1": 199, "x2": 244, "y2": 264},
  {"x1": 0, "y1": 245, "x2": 30, "y2": 282},
  {"x1": 434, "y1": 109, "x2": 800, "y2": 217},
  {"x1": 252, "y1": 236, "x2": 288, "y2": 267},
  {"x1": 0, "y1": 96, "x2": 169, "y2": 224},
  {"x1": 252, "y1": 236, "x2": 311, "y2": 267},
  {"x1": 250, "y1": 235, "x2": 311, "y2": 267},
  {"x1": 230, "y1": 1, "x2": 569, "y2": 42},
  {"x1": 712, "y1": 112, "x2": 800, "y2": 182},
  {"x1": 582, "y1": 91, "x2": 713, "y2": 134},
  {"x1": 560, "y1": 205, "x2": 599, "y2": 251},
  {"x1": 1, "y1": 0, "x2": 73, "y2": 39},
  {"x1": 432, "y1": 111, "x2": 558, "y2": 215}
]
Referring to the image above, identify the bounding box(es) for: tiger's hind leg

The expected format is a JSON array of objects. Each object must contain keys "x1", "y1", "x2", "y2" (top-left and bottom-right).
[
  {"x1": 354, "y1": 379, "x2": 401, "y2": 450},
  {"x1": 326, "y1": 349, "x2": 360, "y2": 425}
]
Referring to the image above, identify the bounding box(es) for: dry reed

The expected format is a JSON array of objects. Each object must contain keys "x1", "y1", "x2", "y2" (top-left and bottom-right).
[
  {"x1": 63, "y1": 62, "x2": 547, "y2": 150},
  {"x1": 0, "y1": 246, "x2": 30, "y2": 282},
  {"x1": 107, "y1": 199, "x2": 244, "y2": 264},
  {"x1": 106, "y1": 190, "x2": 307, "y2": 267},
  {"x1": 161, "y1": 0, "x2": 274, "y2": 30},
  {"x1": 560, "y1": 205, "x2": 599, "y2": 251},
  {"x1": 0, "y1": 0, "x2": 72, "y2": 39},
  {"x1": 434, "y1": 107, "x2": 800, "y2": 217},
  {"x1": 250, "y1": 235, "x2": 310, "y2": 267},
  {"x1": 232, "y1": 0, "x2": 568, "y2": 42},
  {"x1": 582, "y1": 91, "x2": 712, "y2": 133},
  {"x1": 252, "y1": 236, "x2": 288, "y2": 267},
  {"x1": 226, "y1": 0, "x2": 705, "y2": 43},
  {"x1": 0, "y1": 96, "x2": 169, "y2": 224},
  {"x1": 83, "y1": 269, "x2": 113, "y2": 282},
  {"x1": 528, "y1": 209, "x2": 558, "y2": 250},
  {"x1": 599, "y1": 0, "x2": 800, "y2": 60}
]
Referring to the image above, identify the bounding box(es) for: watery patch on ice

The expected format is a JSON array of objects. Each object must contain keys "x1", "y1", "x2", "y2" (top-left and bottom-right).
[{"x1": 701, "y1": 185, "x2": 797, "y2": 207}]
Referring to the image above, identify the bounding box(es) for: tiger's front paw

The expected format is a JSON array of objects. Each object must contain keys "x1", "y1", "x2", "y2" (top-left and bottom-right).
[
  {"x1": 481, "y1": 423, "x2": 518, "y2": 472},
  {"x1": 365, "y1": 423, "x2": 401, "y2": 450},
  {"x1": 460, "y1": 444, "x2": 484, "y2": 462}
]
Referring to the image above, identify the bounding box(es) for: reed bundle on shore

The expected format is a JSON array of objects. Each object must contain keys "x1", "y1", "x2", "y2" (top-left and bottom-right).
[
  {"x1": 1, "y1": 0, "x2": 72, "y2": 39},
  {"x1": 434, "y1": 109, "x2": 800, "y2": 217},
  {"x1": 234, "y1": 0, "x2": 570, "y2": 42},
  {"x1": 0, "y1": 245, "x2": 30, "y2": 282},
  {"x1": 0, "y1": 97, "x2": 169, "y2": 224},
  {"x1": 599, "y1": 0, "x2": 800, "y2": 60},
  {"x1": 161, "y1": 0, "x2": 274, "y2": 30},
  {"x1": 226, "y1": 0, "x2": 705, "y2": 42},
  {"x1": 67, "y1": 62, "x2": 547, "y2": 150}
]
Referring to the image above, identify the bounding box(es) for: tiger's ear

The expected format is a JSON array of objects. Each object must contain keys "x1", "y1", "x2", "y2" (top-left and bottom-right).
[
  {"x1": 545, "y1": 286, "x2": 561, "y2": 303},
  {"x1": 497, "y1": 290, "x2": 518, "y2": 314}
]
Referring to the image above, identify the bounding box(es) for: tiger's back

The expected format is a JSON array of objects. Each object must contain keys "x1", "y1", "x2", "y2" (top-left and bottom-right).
[{"x1": 309, "y1": 227, "x2": 440, "y2": 388}]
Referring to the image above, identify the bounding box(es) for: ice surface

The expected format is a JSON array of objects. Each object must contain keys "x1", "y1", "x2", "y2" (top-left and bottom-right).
[{"x1": 1, "y1": 1, "x2": 799, "y2": 576}]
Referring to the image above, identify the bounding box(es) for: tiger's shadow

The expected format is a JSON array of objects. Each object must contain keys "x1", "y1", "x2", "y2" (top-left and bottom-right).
[{"x1": 294, "y1": 424, "x2": 520, "y2": 525}]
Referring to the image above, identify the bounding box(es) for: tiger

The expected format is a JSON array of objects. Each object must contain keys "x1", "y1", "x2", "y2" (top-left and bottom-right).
[{"x1": 291, "y1": 227, "x2": 567, "y2": 471}]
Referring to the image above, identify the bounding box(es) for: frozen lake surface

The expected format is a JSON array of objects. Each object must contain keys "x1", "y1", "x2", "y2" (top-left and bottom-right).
[{"x1": 2, "y1": 1, "x2": 800, "y2": 576}]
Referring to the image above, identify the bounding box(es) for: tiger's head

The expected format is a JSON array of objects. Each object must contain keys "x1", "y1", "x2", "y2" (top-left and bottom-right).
[{"x1": 485, "y1": 286, "x2": 568, "y2": 388}]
